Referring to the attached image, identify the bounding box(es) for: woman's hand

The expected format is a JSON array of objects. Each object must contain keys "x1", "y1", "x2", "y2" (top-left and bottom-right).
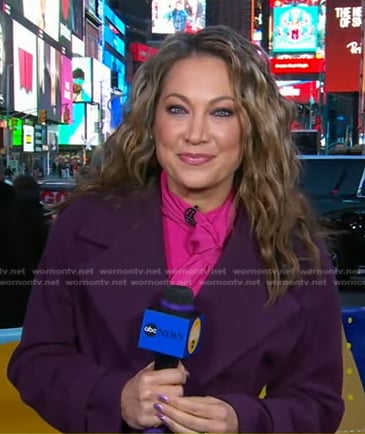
[
  {"x1": 153, "y1": 395, "x2": 239, "y2": 433},
  {"x1": 120, "y1": 362, "x2": 188, "y2": 430}
]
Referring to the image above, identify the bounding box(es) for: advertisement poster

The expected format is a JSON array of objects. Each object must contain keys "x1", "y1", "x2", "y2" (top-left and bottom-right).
[
  {"x1": 22, "y1": 0, "x2": 60, "y2": 43},
  {"x1": 151, "y1": 0, "x2": 206, "y2": 34},
  {"x1": 61, "y1": 55, "x2": 73, "y2": 123},
  {"x1": 72, "y1": 57, "x2": 92, "y2": 102},
  {"x1": 60, "y1": 0, "x2": 72, "y2": 52},
  {"x1": 59, "y1": 102, "x2": 85, "y2": 145},
  {"x1": 325, "y1": 0, "x2": 362, "y2": 92},
  {"x1": 23, "y1": 124, "x2": 34, "y2": 152},
  {"x1": 0, "y1": 11, "x2": 13, "y2": 109},
  {"x1": 272, "y1": 5, "x2": 319, "y2": 53},
  {"x1": 104, "y1": 22, "x2": 125, "y2": 57},
  {"x1": 277, "y1": 80, "x2": 320, "y2": 104},
  {"x1": 13, "y1": 20, "x2": 37, "y2": 113},
  {"x1": 38, "y1": 38, "x2": 62, "y2": 122}
]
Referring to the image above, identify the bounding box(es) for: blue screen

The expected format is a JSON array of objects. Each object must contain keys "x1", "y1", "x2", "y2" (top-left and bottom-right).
[
  {"x1": 104, "y1": 4, "x2": 126, "y2": 35},
  {"x1": 104, "y1": 24, "x2": 125, "y2": 56}
]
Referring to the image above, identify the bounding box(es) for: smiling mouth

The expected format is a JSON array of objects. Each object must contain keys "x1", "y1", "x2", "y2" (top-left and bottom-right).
[{"x1": 178, "y1": 154, "x2": 215, "y2": 166}]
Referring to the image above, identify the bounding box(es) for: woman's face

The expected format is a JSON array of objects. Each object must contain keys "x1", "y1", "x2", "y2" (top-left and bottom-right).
[{"x1": 153, "y1": 55, "x2": 242, "y2": 202}]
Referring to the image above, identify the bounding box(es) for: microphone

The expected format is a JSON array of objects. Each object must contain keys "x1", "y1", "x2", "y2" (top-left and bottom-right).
[
  {"x1": 184, "y1": 205, "x2": 199, "y2": 226},
  {"x1": 138, "y1": 285, "x2": 203, "y2": 370},
  {"x1": 138, "y1": 286, "x2": 203, "y2": 433}
]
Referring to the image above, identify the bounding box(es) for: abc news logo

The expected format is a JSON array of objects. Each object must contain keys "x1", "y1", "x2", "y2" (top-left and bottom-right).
[
  {"x1": 143, "y1": 323, "x2": 184, "y2": 341},
  {"x1": 144, "y1": 323, "x2": 158, "y2": 337}
]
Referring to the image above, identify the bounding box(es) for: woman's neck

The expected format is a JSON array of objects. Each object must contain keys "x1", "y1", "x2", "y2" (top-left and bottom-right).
[{"x1": 167, "y1": 179, "x2": 234, "y2": 213}]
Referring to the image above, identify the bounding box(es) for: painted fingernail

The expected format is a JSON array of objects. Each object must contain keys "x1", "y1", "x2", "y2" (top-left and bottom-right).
[
  {"x1": 158, "y1": 394, "x2": 169, "y2": 403},
  {"x1": 154, "y1": 402, "x2": 164, "y2": 412},
  {"x1": 157, "y1": 413, "x2": 166, "y2": 421},
  {"x1": 184, "y1": 367, "x2": 190, "y2": 377}
]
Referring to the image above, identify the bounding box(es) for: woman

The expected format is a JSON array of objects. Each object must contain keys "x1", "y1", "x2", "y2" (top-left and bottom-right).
[{"x1": 8, "y1": 26, "x2": 344, "y2": 433}]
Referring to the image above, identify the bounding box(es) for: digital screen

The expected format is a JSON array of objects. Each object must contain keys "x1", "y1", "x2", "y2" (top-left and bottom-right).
[
  {"x1": 273, "y1": 5, "x2": 319, "y2": 53},
  {"x1": 92, "y1": 59, "x2": 111, "y2": 104},
  {"x1": 23, "y1": 124, "x2": 34, "y2": 152},
  {"x1": 61, "y1": 55, "x2": 73, "y2": 123},
  {"x1": 276, "y1": 80, "x2": 320, "y2": 104},
  {"x1": 60, "y1": 0, "x2": 72, "y2": 50},
  {"x1": 103, "y1": 50, "x2": 125, "y2": 86},
  {"x1": 59, "y1": 102, "x2": 85, "y2": 145},
  {"x1": 325, "y1": 0, "x2": 362, "y2": 92},
  {"x1": 22, "y1": 0, "x2": 60, "y2": 43},
  {"x1": 13, "y1": 20, "x2": 37, "y2": 113},
  {"x1": 0, "y1": 11, "x2": 13, "y2": 109},
  {"x1": 104, "y1": 23, "x2": 125, "y2": 57},
  {"x1": 151, "y1": 0, "x2": 206, "y2": 34},
  {"x1": 38, "y1": 38, "x2": 62, "y2": 122},
  {"x1": 104, "y1": 3, "x2": 125, "y2": 35},
  {"x1": 9, "y1": 117, "x2": 24, "y2": 146},
  {"x1": 72, "y1": 57, "x2": 92, "y2": 102}
]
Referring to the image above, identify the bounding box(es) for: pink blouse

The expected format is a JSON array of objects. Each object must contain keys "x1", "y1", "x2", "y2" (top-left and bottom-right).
[{"x1": 160, "y1": 170, "x2": 236, "y2": 296}]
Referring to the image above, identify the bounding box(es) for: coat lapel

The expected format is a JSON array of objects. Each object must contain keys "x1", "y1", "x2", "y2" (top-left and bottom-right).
[
  {"x1": 184, "y1": 210, "x2": 302, "y2": 387},
  {"x1": 74, "y1": 186, "x2": 169, "y2": 369}
]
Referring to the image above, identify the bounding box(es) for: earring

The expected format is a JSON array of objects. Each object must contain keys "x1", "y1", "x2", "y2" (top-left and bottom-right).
[{"x1": 149, "y1": 133, "x2": 154, "y2": 141}]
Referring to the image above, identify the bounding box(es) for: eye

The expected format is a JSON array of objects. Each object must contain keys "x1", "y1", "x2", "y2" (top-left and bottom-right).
[
  {"x1": 212, "y1": 108, "x2": 234, "y2": 117},
  {"x1": 166, "y1": 105, "x2": 187, "y2": 115}
]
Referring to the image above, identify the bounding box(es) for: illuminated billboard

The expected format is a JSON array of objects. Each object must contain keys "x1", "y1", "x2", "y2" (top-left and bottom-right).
[
  {"x1": 72, "y1": 57, "x2": 92, "y2": 102},
  {"x1": 104, "y1": 22, "x2": 125, "y2": 57},
  {"x1": 151, "y1": 0, "x2": 206, "y2": 34},
  {"x1": 325, "y1": 0, "x2": 362, "y2": 92},
  {"x1": 59, "y1": 102, "x2": 85, "y2": 145},
  {"x1": 0, "y1": 10, "x2": 13, "y2": 109},
  {"x1": 277, "y1": 80, "x2": 320, "y2": 104},
  {"x1": 59, "y1": 102, "x2": 100, "y2": 146},
  {"x1": 13, "y1": 20, "x2": 37, "y2": 113},
  {"x1": 38, "y1": 38, "x2": 62, "y2": 122},
  {"x1": 272, "y1": 5, "x2": 319, "y2": 53},
  {"x1": 61, "y1": 55, "x2": 73, "y2": 123},
  {"x1": 22, "y1": 0, "x2": 60, "y2": 43},
  {"x1": 104, "y1": 3, "x2": 125, "y2": 35}
]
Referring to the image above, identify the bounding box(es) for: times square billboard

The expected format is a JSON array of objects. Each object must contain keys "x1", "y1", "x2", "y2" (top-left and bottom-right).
[
  {"x1": 271, "y1": 0, "x2": 326, "y2": 59},
  {"x1": 325, "y1": 0, "x2": 362, "y2": 92},
  {"x1": 0, "y1": 0, "x2": 73, "y2": 122},
  {"x1": 5, "y1": 0, "x2": 72, "y2": 53},
  {"x1": 151, "y1": 0, "x2": 206, "y2": 34}
]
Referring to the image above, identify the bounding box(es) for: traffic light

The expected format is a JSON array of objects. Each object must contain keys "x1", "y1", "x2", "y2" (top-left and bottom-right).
[{"x1": 39, "y1": 109, "x2": 47, "y2": 124}]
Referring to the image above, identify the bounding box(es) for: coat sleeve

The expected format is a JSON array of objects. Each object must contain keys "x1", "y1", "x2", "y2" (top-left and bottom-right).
[
  {"x1": 215, "y1": 248, "x2": 345, "y2": 433},
  {"x1": 7, "y1": 200, "x2": 133, "y2": 433}
]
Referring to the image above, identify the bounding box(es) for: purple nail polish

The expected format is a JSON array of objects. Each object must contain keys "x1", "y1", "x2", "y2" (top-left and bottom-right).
[
  {"x1": 157, "y1": 413, "x2": 166, "y2": 421},
  {"x1": 158, "y1": 394, "x2": 169, "y2": 403},
  {"x1": 154, "y1": 402, "x2": 164, "y2": 412}
]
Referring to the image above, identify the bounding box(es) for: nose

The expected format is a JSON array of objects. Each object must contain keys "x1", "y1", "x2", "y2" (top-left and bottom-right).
[{"x1": 185, "y1": 113, "x2": 209, "y2": 145}]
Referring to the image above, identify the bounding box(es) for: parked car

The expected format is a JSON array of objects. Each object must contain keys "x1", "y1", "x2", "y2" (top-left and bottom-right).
[{"x1": 301, "y1": 155, "x2": 365, "y2": 291}]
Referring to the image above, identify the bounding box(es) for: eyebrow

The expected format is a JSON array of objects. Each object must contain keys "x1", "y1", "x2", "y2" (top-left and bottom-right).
[{"x1": 165, "y1": 93, "x2": 234, "y2": 104}]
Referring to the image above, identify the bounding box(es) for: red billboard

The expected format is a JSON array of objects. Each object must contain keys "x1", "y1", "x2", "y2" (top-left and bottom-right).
[
  {"x1": 271, "y1": 58, "x2": 325, "y2": 74},
  {"x1": 130, "y1": 42, "x2": 159, "y2": 63},
  {"x1": 325, "y1": 0, "x2": 362, "y2": 92}
]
